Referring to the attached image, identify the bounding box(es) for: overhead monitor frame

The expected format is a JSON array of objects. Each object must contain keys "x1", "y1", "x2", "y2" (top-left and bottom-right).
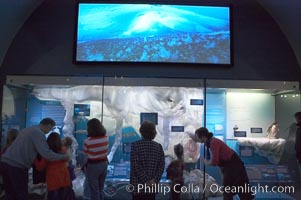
[{"x1": 73, "y1": 1, "x2": 233, "y2": 66}]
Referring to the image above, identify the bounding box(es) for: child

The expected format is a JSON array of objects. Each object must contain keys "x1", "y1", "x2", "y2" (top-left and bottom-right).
[
  {"x1": 84, "y1": 118, "x2": 108, "y2": 200},
  {"x1": 62, "y1": 136, "x2": 73, "y2": 159},
  {"x1": 166, "y1": 143, "x2": 185, "y2": 200},
  {"x1": 267, "y1": 121, "x2": 279, "y2": 139},
  {"x1": 62, "y1": 136, "x2": 76, "y2": 181},
  {"x1": 0, "y1": 128, "x2": 19, "y2": 192},
  {"x1": 1, "y1": 128, "x2": 18, "y2": 154},
  {"x1": 34, "y1": 132, "x2": 73, "y2": 200}
]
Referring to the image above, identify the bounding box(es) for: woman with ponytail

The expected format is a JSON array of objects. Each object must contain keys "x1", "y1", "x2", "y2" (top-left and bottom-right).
[{"x1": 195, "y1": 127, "x2": 254, "y2": 200}]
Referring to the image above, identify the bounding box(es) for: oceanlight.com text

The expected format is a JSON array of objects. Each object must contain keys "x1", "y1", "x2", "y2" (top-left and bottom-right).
[{"x1": 126, "y1": 183, "x2": 295, "y2": 196}]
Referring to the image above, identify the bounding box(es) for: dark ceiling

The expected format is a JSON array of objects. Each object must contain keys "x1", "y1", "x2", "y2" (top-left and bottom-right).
[{"x1": 0, "y1": 0, "x2": 300, "y2": 69}]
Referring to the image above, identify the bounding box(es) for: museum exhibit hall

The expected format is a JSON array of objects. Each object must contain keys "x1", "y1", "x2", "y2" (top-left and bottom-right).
[
  {"x1": 1, "y1": 76, "x2": 300, "y2": 200},
  {"x1": 0, "y1": 0, "x2": 301, "y2": 200}
]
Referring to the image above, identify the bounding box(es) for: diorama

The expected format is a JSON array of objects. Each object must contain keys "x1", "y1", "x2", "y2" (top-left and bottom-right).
[{"x1": 1, "y1": 76, "x2": 300, "y2": 199}]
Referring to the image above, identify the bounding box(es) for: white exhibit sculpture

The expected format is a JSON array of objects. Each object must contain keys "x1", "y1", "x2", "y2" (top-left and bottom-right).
[{"x1": 34, "y1": 85, "x2": 204, "y2": 162}]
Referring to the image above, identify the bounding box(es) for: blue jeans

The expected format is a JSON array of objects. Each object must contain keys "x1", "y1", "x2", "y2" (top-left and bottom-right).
[
  {"x1": 83, "y1": 175, "x2": 90, "y2": 200},
  {"x1": 0, "y1": 162, "x2": 28, "y2": 200},
  {"x1": 86, "y1": 161, "x2": 108, "y2": 200}
]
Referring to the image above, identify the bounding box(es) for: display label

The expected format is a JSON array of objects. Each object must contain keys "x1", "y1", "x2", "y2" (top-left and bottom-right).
[
  {"x1": 234, "y1": 131, "x2": 247, "y2": 137},
  {"x1": 74, "y1": 104, "x2": 91, "y2": 116},
  {"x1": 106, "y1": 163, "x2": 130, "y2": 179},
  {"x1": 171, "y1": 126, "x2": 185, "y2": 132},
  {"x1": 239, "y1": 146, "x2": 254, "y2": 157},
  {"x1": 190, "y1": 99, "x2": 204, "y2": 105},
  {"x1": 140, "y1": 112, "x2": 158, "y2": 125},
  {"x1": 250, "y1": 127, "x2": 263, "y2": 133},
  {"x1": 246, "y1": 165, "x2": 292, "y2": 183}
]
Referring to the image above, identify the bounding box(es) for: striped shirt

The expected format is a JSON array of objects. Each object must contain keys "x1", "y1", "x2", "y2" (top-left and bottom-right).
[{"x1": 83, "y1": 136, "x2": 109, "y2": 161}]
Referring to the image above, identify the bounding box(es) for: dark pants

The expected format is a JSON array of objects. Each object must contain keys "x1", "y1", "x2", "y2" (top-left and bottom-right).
[
  {"x1": 0, "y1": 162, "x2": 28, "y2": 200},
  {"x1": 221, "y1": 153, "x2": 254, "y2": 200},
  {"x1": 170, "y1": 181, "x2": 183, "y2": 200},
  {"x1": 48, "y1": 187, "x2": 75, "y2": 200},
  {"x1": 132, "y1": 193, "x2": 156, "y2": 200}
]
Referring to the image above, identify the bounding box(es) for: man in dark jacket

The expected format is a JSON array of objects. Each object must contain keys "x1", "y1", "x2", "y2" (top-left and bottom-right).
[
  {"x1": 295, "y1": 112, "x2": 301, "y2": 181},
  {"x1": 130, "y1": 121, "x2": 165, "y2": 200}
]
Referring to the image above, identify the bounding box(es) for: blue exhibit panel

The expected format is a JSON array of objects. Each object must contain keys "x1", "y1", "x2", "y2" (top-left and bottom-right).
[
  {"x1": 74, "y1": 104, "x2": 91, "y2": 116},
  {"x1": 205, "y1": 92, "x2": 226, "y2": 137},
  {"x1": 140, "y1": 112, "x2": 158, "y2": 125},
  {"x1": 106, "y1": 163, "x2": 130, "y2": 179},
  {"x1": 109, "y1": 126, "x2": 141, "y2": 163},
  {"x1": 26, "y1": 95, "x2": 65, "y2": 127}
]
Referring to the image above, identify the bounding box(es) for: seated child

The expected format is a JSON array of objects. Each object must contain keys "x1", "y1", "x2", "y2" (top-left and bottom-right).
[{"x1": 166, "y1": 143, "x2": 185, "y2": 200}]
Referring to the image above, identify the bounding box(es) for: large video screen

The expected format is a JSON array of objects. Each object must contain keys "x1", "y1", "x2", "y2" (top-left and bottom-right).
[{"x1": 75, "y1": 3, "x2": 231, "y2": 65}]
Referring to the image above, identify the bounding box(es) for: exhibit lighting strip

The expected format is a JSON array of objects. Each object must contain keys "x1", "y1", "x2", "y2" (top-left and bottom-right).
[{"x1": 280, "y1": 94, "x2": 299, "y2": 98}]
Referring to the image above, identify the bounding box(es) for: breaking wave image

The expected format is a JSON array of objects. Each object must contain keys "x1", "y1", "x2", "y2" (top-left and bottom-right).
[{"x1": 76, "y1": 4, "x2": 231, "y2": 64}]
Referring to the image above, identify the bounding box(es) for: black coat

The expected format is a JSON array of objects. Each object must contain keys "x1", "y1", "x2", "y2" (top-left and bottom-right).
[{"x1": 295, "y1": 124, "x2": 301, "y2": 163}]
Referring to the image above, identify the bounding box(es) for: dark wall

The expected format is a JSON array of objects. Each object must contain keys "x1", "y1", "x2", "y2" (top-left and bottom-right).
[{"x1": 1, "y1": 0, "x2": 301, "y2": 81}]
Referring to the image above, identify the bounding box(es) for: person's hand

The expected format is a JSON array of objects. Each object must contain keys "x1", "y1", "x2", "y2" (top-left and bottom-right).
[{"x1": 200, "y1": 156, "x2": 211, "y2": 165}]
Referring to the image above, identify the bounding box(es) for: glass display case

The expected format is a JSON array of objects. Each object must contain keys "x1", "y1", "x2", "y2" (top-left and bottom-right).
[{"x1": 1, "y1": 76, "x2": 300, "y2": 199}]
